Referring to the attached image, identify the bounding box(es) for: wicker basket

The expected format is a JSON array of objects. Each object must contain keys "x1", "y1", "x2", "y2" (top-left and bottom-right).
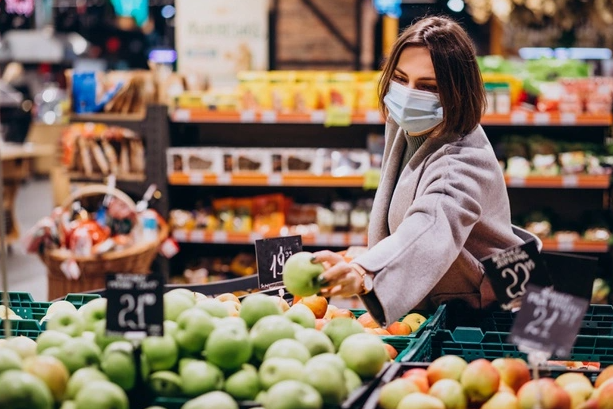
[{"x1": 41, "y1": 184, "x2": 169, "y2": 300}]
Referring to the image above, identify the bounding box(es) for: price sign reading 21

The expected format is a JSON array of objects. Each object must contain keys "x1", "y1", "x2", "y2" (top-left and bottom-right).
[
  {"x1": 256, "y1": 235, "x2": 303, "y2": 290},
  {"x1": 481, "y1": 239, "x2": 551, "y2": 311}
]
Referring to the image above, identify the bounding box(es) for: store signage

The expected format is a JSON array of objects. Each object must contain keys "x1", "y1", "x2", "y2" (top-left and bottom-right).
[
  {"x1": 255, "y1": 235, "x2": 302, "y2": 290},
  {"x1": 106, "y1": 273, "x2": 164, "y2": 339},
  {"x1": 5, "y1": 0, "x2": 34, "y2": 16},
  {"x1": 372, "y1": 0, "x2": 401, "y2": 17},
  {"x1": 509, "y1": 284, "x2": 588, "y2": 357},
  {"x1": 481, "y1": 240, "x2": 550, "y2": 310},
  {"x1": 175, "y1": 0, "x2": 269, "y2": 87}
]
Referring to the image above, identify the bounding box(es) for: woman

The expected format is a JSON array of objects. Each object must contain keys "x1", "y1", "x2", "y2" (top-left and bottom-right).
[{"x1": 313, "y1": 16, "x2": 538, "y2": 327}]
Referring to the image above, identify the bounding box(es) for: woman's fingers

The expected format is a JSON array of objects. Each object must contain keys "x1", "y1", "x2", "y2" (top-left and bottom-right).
[
  {"x1": 311, "y1": 250, "x2": 344, "y2": 265},
  {"x1": 319, "y1": 269, "x2": 362, "y2": 297}
]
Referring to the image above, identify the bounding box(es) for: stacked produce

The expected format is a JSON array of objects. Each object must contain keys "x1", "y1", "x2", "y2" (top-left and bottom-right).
[
  {"x1": 0, "y1": 288, "x2": 428, "y2": 409},
  {"x1": 376, "y1": 356, "x2": 613, "y2": 409}
]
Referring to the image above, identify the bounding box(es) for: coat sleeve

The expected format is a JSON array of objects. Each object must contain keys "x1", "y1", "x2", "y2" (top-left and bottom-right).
[{"x1": 354, "y1": 146, "x2": 489, "y2": 326}]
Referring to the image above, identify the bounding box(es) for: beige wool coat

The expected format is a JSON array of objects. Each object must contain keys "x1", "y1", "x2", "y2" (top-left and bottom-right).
[{"x1": 354, "y1": 118, "x2": 538, "y2": 326}]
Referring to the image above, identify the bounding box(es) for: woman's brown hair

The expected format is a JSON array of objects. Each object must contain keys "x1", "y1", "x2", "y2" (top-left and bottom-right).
[{"x1": 378, "y1": 16, "x2": 486, "y2": 138}]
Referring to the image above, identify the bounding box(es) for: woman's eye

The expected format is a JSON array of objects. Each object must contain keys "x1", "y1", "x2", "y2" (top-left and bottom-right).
[
  {"x1": 419, "y1": 84, "x2": 438, "y2": 92},
  {"x1": 392, "y1": 75, "x2": 407, "y2": 84}
]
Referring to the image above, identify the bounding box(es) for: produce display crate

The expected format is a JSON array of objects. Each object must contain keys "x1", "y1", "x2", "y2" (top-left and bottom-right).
[
  {"x1": 150, "y1": 362, "x2": 393, "y2": 409},
  {"x1": 0, "y1": 291, "x2": 36, "y2": 307},
  {"x1": 351, "y1": 304, "x2": 446, "y2": 339},
  {"x1": 400, "y1": 326, "x2": 613, "y2": 368},
  {"x1": 1, "y1": 292, "x2": 101, "y2": 322},
  {"x1": 361, "y1": 362, "x2": 602, "y2": 409},
  {"x1": 0, "y1": 319, "x2": 43, "y2": 339},
  {"x1": 480, "y1": 304, "x2": 613, "y2": 336}
]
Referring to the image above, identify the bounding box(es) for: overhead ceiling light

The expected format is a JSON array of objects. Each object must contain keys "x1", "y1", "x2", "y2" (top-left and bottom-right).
[{"x1": 447, "y1": 0, "x2": 464, "y2": 13}]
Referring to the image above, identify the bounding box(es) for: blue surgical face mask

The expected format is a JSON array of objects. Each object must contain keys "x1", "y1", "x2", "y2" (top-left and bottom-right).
[{"x1": 383, "y1": 81, "x2": 444, "y2": 135}]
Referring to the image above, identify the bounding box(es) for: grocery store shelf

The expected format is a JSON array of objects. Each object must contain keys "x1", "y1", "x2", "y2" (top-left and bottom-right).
[
  {"x1": 504, "y1": 174, "x2": 611, "y2": 189},
  {"x1": 169, "y1": 172, "x2": 610, "y2": 189},
  {"x1": 68, "y1": 172, "x2": 146, "y2": 183},
  {"x1": 540, "y1": 238, "x2": 609, "y2": 253},
  {"x1": 168, "y1": 172, "x2": 366, "y2": 187},
  {"x1": 70, "y1": 112, "x2": 147, "y2": 123},
  {"x1": 172, "y1": 229, "x2": 368, "y2": 247},
  {"x1": 171, "y1": 108, "x2": 612, "y2": 127},
  {"x1": 173, "y1": 229, "x2": 608, "y2": 253}
]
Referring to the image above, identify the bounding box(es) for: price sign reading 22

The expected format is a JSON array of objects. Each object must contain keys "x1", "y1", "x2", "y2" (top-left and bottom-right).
[{"x1": 502, "y1": 259, "x2": 535, "y2": 299}]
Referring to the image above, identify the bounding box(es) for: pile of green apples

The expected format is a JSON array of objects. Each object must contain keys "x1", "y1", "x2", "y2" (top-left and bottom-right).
[
  {"x1": 0, "y1": 288, "x2": 391, "y2": 409},
  {"x1": 377, "y1": 354, "x2": 613, "y2": 409}
]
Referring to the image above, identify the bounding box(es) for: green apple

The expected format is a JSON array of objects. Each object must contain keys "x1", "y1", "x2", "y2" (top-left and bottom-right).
[
  {"x1": 204, "y1": 326, "x2": 252, "y2": 371},
  {"x1": 303, "y1": 358, "x2": 347, "y2": 405},
  {"x1": 173, "y1": 308, "x2": 215, "y2": 354},
  {"x1": 249, "y1": 315, "x2": 295, "y2": 361},
  {"x1": 148, "y1": 370, "x2": 183, "y2": 397},
  {"x1": 100, "y1": 341, "x2": 136, "y2": 391},
  {"x1": 308, "y1": 353, "x2": 346, "y2": 374},
  {"x1": 60, "y1": 401, "x2": 77, "y2": 409},
  {"x1": 93, "y1": 320, "x2": 124, "y2": 351},
  {"x1": 282, "y1": 251, "x2": 325, "y2": 297},
  {"x1": 23, "y1": 355, "x2": 70, "y2": 402},
  {"x1": 5, "y1": 335, "x2": 38, "y2": 359},
  {"x1": 52, "y1": 337, "x2": 102, "y2": 374},
  {"x1": 263, "y1": 338, "x2": 311, "y2": 363},
  {"x1": 142, "y1": 335, "x2": 178, "y2": 372},
  {"x1": 65, "y1": 367, "x2": 109, "y2": 400},
  {"x1": 77, "y1": 298, "x2": 107, "y2": 331},
  {"x1": 74, "y1": 380, "x2": 128, "y2": 409},
  {"x1": 255, "y1": 390, "x2": 268, "y2": 405},
  {"x1": 0, "y1": 347, "x2": 22, "y2": 373},
  {"x1": 179, "y1": 358, "x2": 225, "y2": 397},
  {"x1": 0, "y1": 369, "x2": 54, "y2": 409},
  {"x1": 428, "y1": 379, "x2": 468, "y2": 409},
  {"x1": 181, "y1": 391, "x2": 239, "y2": 409},
  {"x1": 47, "y1": 300, "x2": 77, "y2": 315},
  {"x1": 36, "y1": 330, "x2": 72, "y2": 354},
  {"x1": 239, "y1": 293, "x2": 282, "y2": 328},
  {"x1": 258, "y1": 357, "x2": 305, "y2": 390},
  {"x1": 345, "y1": 368, "x2": 362, "y2": 394},
  {"x1": 164, "y1": 289, "x2": 196, "y2": 321},
  {"x1": 294, "y1": 328, "x2": 335, "y2": 356},
  {"x1": 338, "y1": 333, "x2": 388, "y2": 379},
  {"x1": 164, "y1": 320, "x2": 179, "y2": 338},
  {"x1": 224, "y1": 363, "x2": 261, "y2": 401},
  {"x1": 285, "y1": 303, "x2": 316, "y2": 328},
  {"x1": 265, "y1": 380, "x2": 323, "y2": 409},
  {"x1": 195, "y1": 298, "x2": 229, "y2": 319},
  {"x1": 214, "y1": 316, "x2": 247, "y2": 331},
  {"x1": 397, "y1": 392, "x2": 446, "y2": 409},
  {"x1": 46, "y1": 309, "x2": 85, "y2": 337},
  {"x1": 378, "y1": 378, "x2": 421, "y2": 409},
  {"x1": 322, "y1": 318, "x2": 365, "y2": 351}
]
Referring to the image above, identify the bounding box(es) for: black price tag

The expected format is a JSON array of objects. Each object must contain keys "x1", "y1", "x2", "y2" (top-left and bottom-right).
[
  {"x1": 508, "y1": 284, "x2": 589, "y2": 357},
  {"x1": 255, "y1": 235, "x2": 302, "y2": 290},
  {"x1": 481, "y1": 240, "x2": 551, "y2": 310},
  {"x1": 106, "y1": 273, "x2": 164, "y2": 339}
]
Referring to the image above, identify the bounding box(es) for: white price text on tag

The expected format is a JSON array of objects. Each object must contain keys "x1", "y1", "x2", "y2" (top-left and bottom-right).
[
  {"x1": 173, "y1": 229, "x2": 187, "y2": 242},
  {"x1": 510, "y1": 111, "x2": 528, "y2": 124},
  {"x1": 249, "y1": 232, "x2": 263, "y2": 242},
  {"x1": 557, "y1": 240, "x2": 574, "y2": 252},
  {"x1": 191, "y1": 230, "x2": 205, "y2": 242},
  {"x1": 261, "y1": 110, "x2": 277, "y2": 123},
  {"x1": 330, "y1": 233, "x2": 345, "y2": 246},
  {"x1": 268, "y1": 174, "x2": 282, "y2": 186},
  {"x1": 174, "y1": 109, "x2": 191, "y2": 122},
  {"x1": 240, "y1": 110, "x2": 256, "y2": 123},
  {"x1": 562, "y1": 175, "x2": 579, "y2": 187},
  {"x1": 217, "y1": 173, "x2": 232, "y2": 185},
  {"x1": 189, "y1": 173, "x2": 202, "y2": 185},
  {"x1": 310, "y1": 110, "x2": 325, "y2": 123},
  {"x1": 533, "y1": 113, "x2": 550, "y2": 125},
  {"x1": 560, "y1": 113, "x2": 577, "y2": 124},
  {"x1": 349, "y1": 233, "x2": 366, "y2": 246},
  {"x1": 509, "y1": 177, "x2": 526, "y2": 187},
  {"x1": 212, "y1": 231, "x2": 228, "y2": 243},
  {"x1": 314, "y1": 233, "x2": 329, "y2": 246}
]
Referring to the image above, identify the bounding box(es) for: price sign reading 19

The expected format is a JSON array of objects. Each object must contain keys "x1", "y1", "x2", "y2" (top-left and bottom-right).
[
  {"x1": 270, "y1": 246, "x2": 294, "y2": 279},
  {"x1": 256, "y1": 235, "x2": 303, "y2": 290}
]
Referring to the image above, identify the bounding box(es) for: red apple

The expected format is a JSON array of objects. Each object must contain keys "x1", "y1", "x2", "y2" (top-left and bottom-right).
[
  {"x1": 378, "y1": 378, "x2": 421, "y2": 409},
  {"x1": 298, "y1": 295, "x2": 328, "y2": 319},
  {"x1": 387, "y1": 322, "x2": 412, "y2": 336},
  {"x1": 481, "y1": 391, "x2": 519, "y2": 409},
  {"x1": 518, "y1": 379, "x2": 571, "y2": 409},
  {"x1": 597, "y1": 381, "x2": 613, "y2": 409},
  {"x1": 427, "y1": 355, "x2": 468, "y2": 385},
  {"x1": 596, "y1": 365, "x2": 613, "y2": 388},
  {"x1": 357, "y1": 312, "x2": 379, "y2": 329},
  {"x1": 401, "y1": 368, "x2": 429, "y2": 393},
  {"x1": 491, "y1": 358, "x2": 530, "y2": 393},
  {"x1": 460, "y1": 359, "x2": 499, "y2": 405}
]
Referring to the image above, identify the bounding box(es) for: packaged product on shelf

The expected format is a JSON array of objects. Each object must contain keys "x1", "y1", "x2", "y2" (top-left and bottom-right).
[
  {"x1": 316, "y1": 206, "x2": 335, "y2": 233},
  {"x1": 233, "y1": 198, "x2": 253, "y2": 233},
  {"x1": 252, "y1": 194, "x2": 286, "y2": 235},
  {"x1": 584, "y1": 226, "x2": 611, "y2": 241},
  {"x1": 229, "y1": 253, "x2": 257, "y2": 276},
  {"x1": 331, "y1": 201, "x2": 352, "y2": 232},
  {"x1": 237, "y1": 71, "x2": 271, "y2": 111},
  {"x1": 350, "y1": 199, "x2": 372, "y2": 234},
  {"x1": 283, "y1": 148, "x2": 323, "y2": 174},
  {"x1": 532, "y1": 153, "x2": 559, "y2": 176},
  {"x1": 268, "y1": 71, "x2": 296, "y2": 112},
  {"x1": 270, "y1": 149, "x2": 283, "y2": 173},
  {"x1": 559, "y1": 151, "x2": 586, "y2": 174},
  {"x1": 330, "y1": 149, "x2": 371, "y2": 176},
  {"x1": 187, "y1": 148, "x2": 223, "y2": 174},
  {"x1": 293, "y1": 71, "x2": 327, "y2": 112},
  {"x1": 355, "y1": 71, "x2": 381, "y2": 111},
  {"x1": 367, "y1": 133, "x2": 385, "y2": 169},
  {"x1": 167, "y1": 148, "x2": 187, "y2": 174},
  {"x1": 328, "y1": 72, "x2": 357, "y2": 110},
  {"x1": 235, "y1": 148, "x2": 271, "y2": 173},
  {"x1": 212, "y1": 197, "x2": 236, "y2": 232}
]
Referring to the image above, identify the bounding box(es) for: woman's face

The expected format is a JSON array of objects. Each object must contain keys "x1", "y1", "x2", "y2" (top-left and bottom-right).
[{"x1": 392, "y1": 46, "x2": 438, "y2": 93}]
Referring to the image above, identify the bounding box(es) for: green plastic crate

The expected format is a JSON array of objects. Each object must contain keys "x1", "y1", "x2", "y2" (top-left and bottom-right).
[
  {"x1": 481, "y1": 304, "x2": 613, "y2": 336},
  {"x1": 63, "y1": 293, "x2": 101, "y2": 309},
  {"x1": 10, "y1": 306, "x2": 49, "y2": 321},
  {"x1": 0, "y1": 292, "x2": 35, "y2": 307},
  {"x1": 394, "y1": 330, "x2": 432, "y2": 363},
  {"x1": 0, "y1": 319, "x2": 42, "y2": 339}
]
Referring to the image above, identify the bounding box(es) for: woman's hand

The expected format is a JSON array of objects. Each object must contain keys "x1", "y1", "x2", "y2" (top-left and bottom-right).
[{"x1": 312, "y1": 250, "x2": 364, "y2": 297}]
